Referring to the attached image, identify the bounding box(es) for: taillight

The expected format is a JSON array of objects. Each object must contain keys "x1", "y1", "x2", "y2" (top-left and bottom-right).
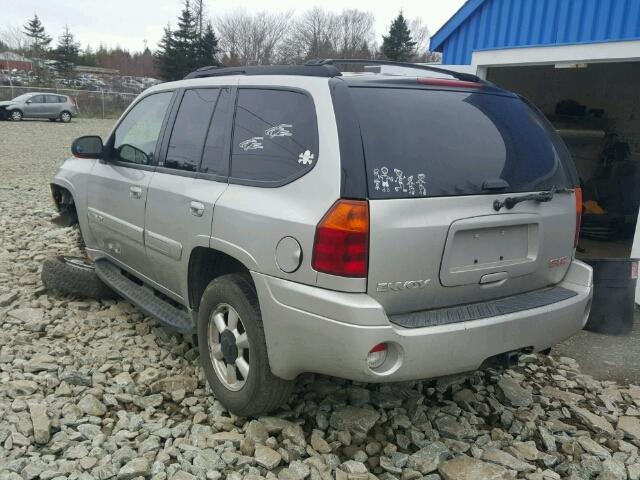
[
  {"x1": 417, "y1": 77, "x2": 482, "y2": 89},
  {"x1": 574, "y1": 187, "x2": 583, "y2": 248},
  {"x1": 312, "y1": 199, "x2": 369, "y2": 277}
]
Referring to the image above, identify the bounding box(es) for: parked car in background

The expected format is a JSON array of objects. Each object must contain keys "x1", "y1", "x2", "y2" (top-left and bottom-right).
[{"x1": 0, "y1": 92, "x2": 77, "y2": 122}]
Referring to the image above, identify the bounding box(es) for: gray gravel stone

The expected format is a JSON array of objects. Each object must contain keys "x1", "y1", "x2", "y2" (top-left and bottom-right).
[
  {"x1": 330, "y1": 407, "x2": 380, "y2": 435},
  {"x1": 117, "y1": 458, "x2": 150, "y2": 480},
  {"x1": 254, "y1": 445, "x2": 281, "y2": 469},
  {"x1": 439, "y1": 456, "x2": 511, "y2": 480}
]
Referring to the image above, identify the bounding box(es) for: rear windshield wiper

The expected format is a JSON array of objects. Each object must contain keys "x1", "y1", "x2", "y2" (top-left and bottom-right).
[{"x1": 493, "y1": 186, "x2": 572, "y2": 211}]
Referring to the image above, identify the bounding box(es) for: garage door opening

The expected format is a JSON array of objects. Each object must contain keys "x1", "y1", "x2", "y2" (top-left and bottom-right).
[{"x1": 487, "y1": 62, "x2": 640, "y2": 261}]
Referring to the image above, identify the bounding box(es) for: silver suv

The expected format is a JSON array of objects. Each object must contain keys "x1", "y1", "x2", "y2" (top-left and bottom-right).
[
  {"x1": 0, "y1": 92, "x2": 76, "y2": 122},
  {"x1": 50, "y1": 61, "x2": 593, "y2": 416}
]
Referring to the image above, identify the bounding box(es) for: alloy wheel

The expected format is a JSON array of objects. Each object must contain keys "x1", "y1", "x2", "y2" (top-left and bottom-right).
[
  {"x1": 60, "y1": 112, "x2": 71, "y2": 123},
  {"x1": 208, "y1": 303, "x2": 250, "y2": 391}
]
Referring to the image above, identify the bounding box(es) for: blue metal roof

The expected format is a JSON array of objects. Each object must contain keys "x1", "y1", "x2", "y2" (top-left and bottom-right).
[{"x1": 430, "y1": 0, "x2": 640, "y2": 64}]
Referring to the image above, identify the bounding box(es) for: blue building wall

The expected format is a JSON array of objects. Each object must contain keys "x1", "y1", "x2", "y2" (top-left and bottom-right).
[{"x1": 430, "y1": 0, "x2": 640, "y2": 64}]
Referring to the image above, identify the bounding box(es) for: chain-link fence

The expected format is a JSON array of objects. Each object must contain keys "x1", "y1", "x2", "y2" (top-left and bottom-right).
[{"x1": 0, "y1": 85, "x2": 137, "y2": 119}]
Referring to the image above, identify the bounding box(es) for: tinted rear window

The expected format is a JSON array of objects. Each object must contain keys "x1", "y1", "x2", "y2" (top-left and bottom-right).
[{"x1": 350, "y1": 87, "x2": 572, "y2": 199}]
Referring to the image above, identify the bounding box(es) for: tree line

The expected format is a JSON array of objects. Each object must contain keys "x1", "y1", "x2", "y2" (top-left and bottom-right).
[
  {"x1": 1, "y1": 4, "x2": 440, "y2": 82},
  {"x1": 156, "y1": 2, "x2": 438, "y2": 80},
  {"x1": 1, "y1": 16, "x2": 155, "y2": 78}
]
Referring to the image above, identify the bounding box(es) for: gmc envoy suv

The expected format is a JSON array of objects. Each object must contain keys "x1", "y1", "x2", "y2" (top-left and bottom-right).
[{"x1": 49, "y1": 60, "x2": 593, "y2": 416}]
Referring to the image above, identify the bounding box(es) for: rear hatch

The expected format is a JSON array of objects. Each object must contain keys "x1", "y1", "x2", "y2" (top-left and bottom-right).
[{"x1": 348, "y1": 81, "x2": 579, "y2": 315}]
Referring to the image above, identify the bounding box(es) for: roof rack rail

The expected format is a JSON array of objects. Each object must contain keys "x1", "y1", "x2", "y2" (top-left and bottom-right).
[
  {"x1": 183, "y1": 64, "x2": 341, "y2": 79},
  {"x1": 304, "y1": 58, "x2": 482, "y2": 83}
]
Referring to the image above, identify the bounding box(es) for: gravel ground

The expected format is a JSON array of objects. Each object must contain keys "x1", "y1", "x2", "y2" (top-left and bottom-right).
[{"x1": 2, "y1": 118, "x2": 640, "y2": 480}]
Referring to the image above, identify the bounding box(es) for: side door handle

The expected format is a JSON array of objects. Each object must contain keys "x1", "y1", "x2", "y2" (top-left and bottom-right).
[
  {"x1": 190, "y1": 201, "x2": 205, "y2": 217},
  {"x1": 129, "y1": 185, "x2": 143, "y2": 199}
]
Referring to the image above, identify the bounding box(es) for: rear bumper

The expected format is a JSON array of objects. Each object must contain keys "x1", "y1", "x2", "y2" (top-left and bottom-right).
[{"x1": 253, "y1": 260, "x2": 593, "y2": 382}]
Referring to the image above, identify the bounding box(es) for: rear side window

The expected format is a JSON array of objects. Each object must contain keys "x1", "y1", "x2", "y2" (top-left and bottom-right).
[
  {"x1": 349, "y1": 87, "x2": 572, "y2": 199},
  {"x1": 201, "y1": 87, "x2": 232, "y2": 176},
  {"x1": 231, "y1": 88, "x2": 318, "y2": 185},
  {"x1": 164, "y1": 88, "x2": 219, "y2": 172}
]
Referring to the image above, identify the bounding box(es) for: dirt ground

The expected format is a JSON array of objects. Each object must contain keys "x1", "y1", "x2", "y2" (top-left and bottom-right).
[{"x1": 554, "y1": 310, "x2": 640, "y2": 385}]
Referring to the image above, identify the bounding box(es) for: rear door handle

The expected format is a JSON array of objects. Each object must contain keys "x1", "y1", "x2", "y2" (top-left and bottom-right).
[
  {"x1": 190, "y1": 201, "x2": 205, "y2": 217},
  {"x1": 129, "y1": 185, "x2": 143, "y2": 199}
]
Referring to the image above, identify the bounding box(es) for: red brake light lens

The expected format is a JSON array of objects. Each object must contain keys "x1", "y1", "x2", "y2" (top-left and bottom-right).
[
  {"x1": 312, "y1": 199, "x2": 369, "y2": 277},
  {"x1": 574, "y1": 187, "x2": 582, "y2": 248},
  {"x1": 417, "y1": 77, "x2": 482, "y2": 88}
]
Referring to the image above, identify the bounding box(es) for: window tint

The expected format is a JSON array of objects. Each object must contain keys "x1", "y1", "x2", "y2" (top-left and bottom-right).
[
  {"x1": 113, "y1": 91, "x2": 172, "y2": 165},
  {"x1": 31, "y1": 95, "x2": 45, "y2": 103},
  {"x1": 201, "y1": 87, "x2": 232, "y2": 175},
  {"x1": 231, "y1": 89, "x2": 318, "y2": 184},
  {"x1": 164, "y1": 88, "x2": 219, "y2": 172},
  {"x1": 45, "y1": 95, "x2": 59, "y2": 103},
  {"x1": 349, "y1": 87, "x2": 572, "y2": 199}
]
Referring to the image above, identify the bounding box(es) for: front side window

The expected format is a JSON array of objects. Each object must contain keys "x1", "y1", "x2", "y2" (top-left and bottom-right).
[
  {"x1": 30, "y1": 95, "x2": 45, "y2": 103},
  {"x1": 164, "y1": 88, "x2": 219, "y2": 172},
  {"x1": 231, "y1": 88, "x2": 318, "y2": 185},
  {"x1": 112, "y1": 91, "x2": 173, "y2": 165}
]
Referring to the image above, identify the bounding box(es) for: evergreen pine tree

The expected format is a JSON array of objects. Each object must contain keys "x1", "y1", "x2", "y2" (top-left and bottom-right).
[
  {"x1": 54, "y1": 26, "x2": 80, "y2": 77},
  {"x1": 381, "y1": 11, "x2": 416, "y2": 62},
  {"x1": 154, "y1": 24, "x2": 176, "y2": 80},
  {"x1": 196, "y1": 21, "x2": 220, "y2": 67},
  {"x1": 172, "y1": 0, "x2": 198, "y2": 78},
  {"x1": 23, "y1": 14, "x2": 52, "y2": 57}
]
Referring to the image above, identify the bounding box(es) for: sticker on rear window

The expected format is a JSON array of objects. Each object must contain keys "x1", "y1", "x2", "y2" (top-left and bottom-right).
[
  {"x1": 373, "y1": 167, "x2": 426, "y2": 196},
  {"x1": 265, "y1": 124, "x2": 292, "y2": 138},
  {"x1": 239, "y1": 137, "x2": 263, "y2": 151},
  {"x1": 298, "y1": 150, "x2": 314, "y2": 165}
]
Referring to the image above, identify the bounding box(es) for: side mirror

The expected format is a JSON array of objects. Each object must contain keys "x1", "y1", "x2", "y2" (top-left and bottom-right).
[
  {"x1": 26, "y1": 100, "x2": 32, "y2": 104},
  {"x1": 71, "y1": 135, "x2": 103, "y2": 159}
]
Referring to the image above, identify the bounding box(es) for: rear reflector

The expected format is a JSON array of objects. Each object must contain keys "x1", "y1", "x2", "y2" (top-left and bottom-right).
[
  {"x1": 574, "y1": 187, "x2": 583, "y2": 248},
  {"x1": 367, "y1": 343, "x2": 387, "y2": 369},
  {"x1": 312, "y1": 199, "x2": 369, "y2": 277},
  {"x1": 417, "y1": 77, "x2": 482, "y2": 89}
]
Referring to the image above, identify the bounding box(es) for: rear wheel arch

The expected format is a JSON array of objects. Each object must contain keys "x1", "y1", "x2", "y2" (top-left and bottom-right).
[{"x1": 188, "y1": 247, "x2": 252, "y2": 311}]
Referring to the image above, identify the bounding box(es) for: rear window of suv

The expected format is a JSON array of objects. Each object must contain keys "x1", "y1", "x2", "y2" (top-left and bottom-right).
[{"x1": 349, "y1": 87, "x2": 573, "y2": 199}]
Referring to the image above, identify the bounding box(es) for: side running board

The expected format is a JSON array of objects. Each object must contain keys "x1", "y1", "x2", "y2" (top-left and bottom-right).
[{"x1": 94, "y1": 259, "x2": 194, "y2": 334}]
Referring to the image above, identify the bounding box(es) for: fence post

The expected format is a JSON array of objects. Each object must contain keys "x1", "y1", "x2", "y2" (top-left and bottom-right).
[{"x1": 102, "y1": 90, "x2": 105, "y2": 119}]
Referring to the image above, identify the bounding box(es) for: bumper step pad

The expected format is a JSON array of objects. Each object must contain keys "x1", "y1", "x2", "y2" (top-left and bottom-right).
[
  {"x1": 390, "y1": 286, "x2": 578, "y2": 329},
  {"x1": 95, "y1": 260, "x2": 194, "y2": 334}
]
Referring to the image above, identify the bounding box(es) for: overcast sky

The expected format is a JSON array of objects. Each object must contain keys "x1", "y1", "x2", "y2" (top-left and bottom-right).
[{"x1": 3, "y1": 0, "x2": 466, "y2": 52}]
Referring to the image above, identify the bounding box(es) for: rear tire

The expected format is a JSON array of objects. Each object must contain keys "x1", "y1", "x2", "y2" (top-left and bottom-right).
[
  {"x1": 59, "y1": 111, "x2": 72, "y2": 123},
  {"x1": 197, "y1": 274, "x2": 293, "y2": 416},
  {"x1": 10, "y1": 110, "x2": 22, "y2": 121},
  {"x1": 41, "y1": 256, "x2": 117, "y2": 300}
]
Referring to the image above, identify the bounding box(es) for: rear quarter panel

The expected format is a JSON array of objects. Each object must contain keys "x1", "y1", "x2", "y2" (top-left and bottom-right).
[{"x1": 211, "y1": 77, "x2": 347, "y2": 289}]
